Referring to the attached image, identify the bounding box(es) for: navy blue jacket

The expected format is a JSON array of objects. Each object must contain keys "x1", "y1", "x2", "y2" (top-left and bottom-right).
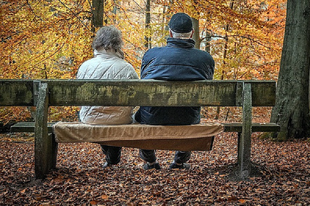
[{"x1": 135, "y1": 38, "x2": 214, "y2": 125}]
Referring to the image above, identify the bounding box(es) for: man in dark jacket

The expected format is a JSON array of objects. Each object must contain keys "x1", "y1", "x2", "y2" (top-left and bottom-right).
[{"x1": 134, "y1": 13, "x2": 215, "y2": 170}]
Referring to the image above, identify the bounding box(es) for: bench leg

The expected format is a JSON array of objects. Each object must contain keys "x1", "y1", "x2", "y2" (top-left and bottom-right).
[
  {"x1": 237, "y1": 131, "x2": 251, "y2": 179},
  {"x1": 35, "y1": 82, "x2": 53, "y2": 179},
  {"x1": 237, "y1": 132, "x2": 241, "y2": 162},
  {"x1": 236, "y1": 82, "x2": 252, "y2": 179},
  {"x1": 51, "y1": 133, "x2": 58, "y2": 169}
]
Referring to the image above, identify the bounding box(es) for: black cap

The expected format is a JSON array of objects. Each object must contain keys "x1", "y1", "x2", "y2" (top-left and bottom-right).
[{"x1": 168, "y1": 13, "x2": 193, "y2": 33}]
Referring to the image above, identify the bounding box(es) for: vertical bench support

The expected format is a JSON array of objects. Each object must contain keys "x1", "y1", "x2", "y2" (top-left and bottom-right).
[
  {"x1": 237, "y1": 82, "x2": 252, "y2": 179},
  {"x1": 51, "y1": 133, "x2": 58, "y2": 170},
  {"x1": 35, "y1": 82, "x2": 54, "y2": 179}
]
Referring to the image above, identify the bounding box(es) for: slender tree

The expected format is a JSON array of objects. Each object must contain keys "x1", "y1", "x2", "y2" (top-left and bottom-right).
[
  {"x1": 192, "y1": 18, "x2": 200, "y2": 49},
  {"x1": 271, "y1": 0, "x2": 310, "y2": 139},
  {"x1": 191, "y1": 0, "x2": 202, "y2": 49},
  {"x1": 91, "y1": 0, "x2": 104, "y2": 33},
  {"x1": 145, "y1": 0, "x2": 151, "y2": 49}
]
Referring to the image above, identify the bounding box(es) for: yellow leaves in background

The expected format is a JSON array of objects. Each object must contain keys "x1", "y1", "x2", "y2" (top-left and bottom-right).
[
  {"x1": 1, "y1": 0, "x2": 93, "y2": 79},
  {"x1": 1, "y1": 0, "x2": 285, "y2": 80},
  {"x1": 0, "y1": 0, "x2": 286, "y2": 122},
  {"x1": 167, "y1": 0, "x2": 285, "y2": 80},
  {"x1": 49, "y1": 106, "x2": 79, "y2": 122},
  {"x1": 0, "y1": 107, "x2": 32, "y2": 125}
]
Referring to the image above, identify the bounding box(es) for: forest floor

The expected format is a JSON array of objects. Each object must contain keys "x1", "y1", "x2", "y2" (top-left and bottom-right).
[{"x1": 0, "y1": 115, "x2": 310, "y2": 205}]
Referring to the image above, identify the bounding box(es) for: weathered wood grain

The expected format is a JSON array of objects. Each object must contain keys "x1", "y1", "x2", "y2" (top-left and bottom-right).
[
  {"x1": 43, "y1": 80, "x2": 276, "y2": 107},
  {"x1": 0, "y1": 80, "x2": 33, "y2": 106}
]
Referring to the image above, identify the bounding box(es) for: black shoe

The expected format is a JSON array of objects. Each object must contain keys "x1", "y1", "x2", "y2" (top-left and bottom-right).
[
  {"x1": 102, "y1": 162, "x2": 112, "y2": 169},
  {"x1": 143, "y1": 162, "x2": 161, "y2": 170},
  {"x1": 169, "y1": 162, "x2": 190, "y2": 170}
]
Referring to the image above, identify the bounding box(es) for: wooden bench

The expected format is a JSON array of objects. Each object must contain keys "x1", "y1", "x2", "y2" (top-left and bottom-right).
[{"x1": 1, "y1": 79, "x2": 280, "y2": 179}]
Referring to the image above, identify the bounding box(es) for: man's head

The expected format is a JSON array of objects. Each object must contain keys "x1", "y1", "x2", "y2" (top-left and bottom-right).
[{"x1": 168, "y1": 13, "x2": 194, "y2": 39}]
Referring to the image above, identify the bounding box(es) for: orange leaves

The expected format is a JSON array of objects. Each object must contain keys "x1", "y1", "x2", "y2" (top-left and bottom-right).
[
  {"x1": 0, "y1": 107, "x2": 31, "y2": 125},
  {"x1": 48, "y1": 106, "x2": 79, "y2": 122},
  {"x1": 0, "y1": 1, "x2": 286, "y2": 122},
  {"x1": 183, "y1": 0, "x2": 285, "y2": 81},
  {"x1": 1, "y1": 133, "x2": 310, "y2": 204},
  {"x1": 1, "y1": 0, "x2": 285, "y2": 81},
  {"x1": 89, "y1": 200, "x2": 98, "y2": 205},
  {"x1": 101, "y1": 194, "x2": 109, "y2": 199},
  {"x1": 238, "y1": 199, "x2": 247, "y2": 204},
  {"x1": 1, "y1": 0, "x2": 93, "y2": 79}
]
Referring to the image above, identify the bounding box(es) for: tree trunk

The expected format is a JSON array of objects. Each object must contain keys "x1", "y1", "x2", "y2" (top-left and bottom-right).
[
  {"x1": 271, "y1": 0, "x2": 310, "y2": 139},
  {"x1": 144, "y1": 0, "x2": 151, "y2": 49},
  {"x1": 91, "y1": 0, "x2": 104, "y2": 33},
  {"x1": 192, "y1": 18, "x2": 200, "y2": 49},
  {"x1": 204, "y1": 30, "x2": 211, "y2": 54},
  {"x1": 161, "y1": 5, "x2": 167, "y2": 47}
]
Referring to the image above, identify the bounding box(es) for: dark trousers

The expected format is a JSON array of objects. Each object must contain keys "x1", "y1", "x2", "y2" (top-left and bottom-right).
[
  {"x1": 139, "y1": 149, "x2": 191, "y2": 164},
  {"x1": 100, "y1": 145, "x2": 122, "y2": 165}
]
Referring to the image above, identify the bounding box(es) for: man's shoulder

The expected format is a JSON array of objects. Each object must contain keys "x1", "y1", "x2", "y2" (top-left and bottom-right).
[
  {"x1": 144, "y1": 46, "x2": 171, "y2": 57},
  {"x1": 146, "y1": 47, "x2": 165, "y2": 53},
  {"x1": 191, "y1": 48, "x2": 213, "y2": 58},
  {"x1": 191, "y1": 47, "x2": 209, "y2": 54}
]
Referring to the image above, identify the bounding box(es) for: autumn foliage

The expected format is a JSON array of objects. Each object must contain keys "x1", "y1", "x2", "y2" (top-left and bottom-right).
[{"x1": 1, "y1": 0, "x2": 286, "y2": 123}]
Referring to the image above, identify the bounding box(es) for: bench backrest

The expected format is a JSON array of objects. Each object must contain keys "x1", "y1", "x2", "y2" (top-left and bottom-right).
[{"x1": 0, "y1": 79, "x2": 276, "y2": 107}]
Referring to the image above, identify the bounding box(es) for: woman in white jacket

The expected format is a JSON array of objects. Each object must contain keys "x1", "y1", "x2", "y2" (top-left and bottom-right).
[{"x1": 77, "y1": 26, "x2": 139, "y2": 169}]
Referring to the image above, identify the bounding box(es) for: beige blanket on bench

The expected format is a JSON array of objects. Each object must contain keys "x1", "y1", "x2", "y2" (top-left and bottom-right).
[{"x1": 53, "y1": 122, "x2": 223, "y2": 151}]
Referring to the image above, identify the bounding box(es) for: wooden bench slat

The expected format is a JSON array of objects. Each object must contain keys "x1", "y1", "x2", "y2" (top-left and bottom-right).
[
  {"x1": 223, "y1": 123, "x2": 280, "y2": 132},
  {"x1": 43, "y1": 80, "x2": 276, "y2": 107},
  {"x1": 10, "y1": 122, "x2": 55, "y2": 133},
  {"x1": 0, "y1": 80, "x2": 34, "y2": 106}
]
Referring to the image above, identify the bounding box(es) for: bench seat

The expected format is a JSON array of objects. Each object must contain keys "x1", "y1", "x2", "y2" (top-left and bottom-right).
[
  {"x1": 10, "y1": 121, "x2": 280, "y2": 152},
  {"x1": 53, "y1": 122, "x2": 222, "y2": 151}
]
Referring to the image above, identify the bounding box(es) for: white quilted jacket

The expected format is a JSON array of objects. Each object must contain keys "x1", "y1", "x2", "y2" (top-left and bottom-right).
[{"x1": 77, "y1": 49, "x2": 139, "y2": 124}]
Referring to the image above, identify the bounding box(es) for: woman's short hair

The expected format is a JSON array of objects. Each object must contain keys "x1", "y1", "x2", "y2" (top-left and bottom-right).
[{"x1": 92, "y1": 26, "x2": 123, "y2": 51}]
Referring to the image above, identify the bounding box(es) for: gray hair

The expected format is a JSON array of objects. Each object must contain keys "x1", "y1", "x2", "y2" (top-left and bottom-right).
[
  {"x1": 170, "y1": 29, "x2": 192, "y2": 39},
  {"x1": 92, "y1": 26, "x2": 123, "y2": 51}
]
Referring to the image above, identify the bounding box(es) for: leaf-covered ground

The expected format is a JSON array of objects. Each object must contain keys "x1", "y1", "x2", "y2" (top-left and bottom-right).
[{"x1": 0, "y1": 131, "x2": 309, "y2": 205}]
